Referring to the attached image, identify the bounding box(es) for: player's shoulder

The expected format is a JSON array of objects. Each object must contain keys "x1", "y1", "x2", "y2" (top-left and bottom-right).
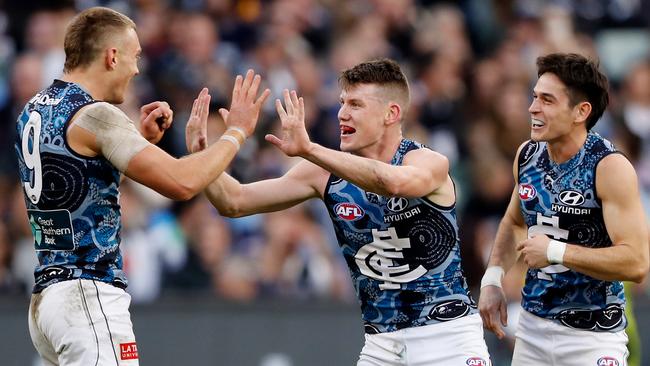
[
  {"x1": 597, "y1": 152, "x2": 634, "y2": 175},
  {"x1": 78, "y1": 102, "x2": 131, "y2": 125},
  {"x1": 404, "y1": 144, "x2": 447, "y2": 162},
  {"x1": 403, "y1": 147, "x2": 449, "y2": 177}
]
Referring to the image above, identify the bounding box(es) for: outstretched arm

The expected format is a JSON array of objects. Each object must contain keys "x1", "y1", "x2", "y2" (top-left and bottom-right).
[
  {"x1": 517, "y1": 154, "x2": 649, "y2": 282},
  {"x1": 126, "y1": 70, "x2": 270, "y2": 200},
  {"x1": 266, "y1": 90, "x2": 449, "y2": 198},
  {"x1": 204, "y1": 160, "x2": 328, "y2": 217},
  {"x1": 68, "y1": 70, "x2": 270, "y2": 201}
]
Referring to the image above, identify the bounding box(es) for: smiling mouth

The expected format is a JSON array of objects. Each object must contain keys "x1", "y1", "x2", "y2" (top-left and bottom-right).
[
  {"x1": 531, "y1": 119, "x2": 545, "y2": 128},
  {"x1": 340, "y1": 125, "x2": 356, "y2": 135}
]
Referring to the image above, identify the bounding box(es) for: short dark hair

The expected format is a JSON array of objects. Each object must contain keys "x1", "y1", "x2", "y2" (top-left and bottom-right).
[
  {"x1": 536, "y1": 53, "x2": 609, "y2": 130},
  {"x1": 339, "y1": 58, "x2": 410, "y2": 103},
  {"x1": 63, "y1": 7, "x2": 136, "y2": 73}
]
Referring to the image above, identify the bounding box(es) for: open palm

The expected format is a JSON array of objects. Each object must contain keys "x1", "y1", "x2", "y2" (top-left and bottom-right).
[{"x1": 265, "y1": 89, "x2": 311, "y2": 157}]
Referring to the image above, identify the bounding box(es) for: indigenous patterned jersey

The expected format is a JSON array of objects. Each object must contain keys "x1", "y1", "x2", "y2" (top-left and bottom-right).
[
  {"x1": 324, "y1": 139, "x2": 475, "y2": 334},
  {"x1": 15, "y1": 80, "x2": 126, "y2": 293},
  {"x1": 518, "y1": 132, "x2": 626, "y2": 331}
]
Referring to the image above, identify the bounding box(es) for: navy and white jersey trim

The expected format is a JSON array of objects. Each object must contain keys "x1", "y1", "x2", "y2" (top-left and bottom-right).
[
  {"x1": 15, "y1": 80, "x2": 127, "y2": 293},
  {"x1": 324, "y1": 139, "x2": 475, "y2": 333},
  {"x1": 517, "y1": 133, "x2": 626, "y2": 332}
]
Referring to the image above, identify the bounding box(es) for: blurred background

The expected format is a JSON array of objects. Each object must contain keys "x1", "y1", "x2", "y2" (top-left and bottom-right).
[{"x1": 0, "y1": 0, "x2": 649, "y2": 365}]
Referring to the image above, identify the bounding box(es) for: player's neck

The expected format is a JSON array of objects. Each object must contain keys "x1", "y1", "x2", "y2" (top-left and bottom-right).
[
  {"x1": 61, "y1": 68, "x2": 111, "y2": 102},
  {"x1": 546, "y1": 129, "x2": 588, "y2": 164},
  {"x1": 357, "y1": 133, "x2": 403, "y2": 163}
]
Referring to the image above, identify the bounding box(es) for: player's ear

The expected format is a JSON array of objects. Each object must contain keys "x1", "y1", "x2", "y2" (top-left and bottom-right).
[
  {"x1": 573, "y1": 101, "x2": 591, "y2": 125},
  {"x1": 104, "y1": 47, "x2": 118, "y2": 71},
  {"x1": 385, "y1": 102, "x2": 401, "y2": 126}
]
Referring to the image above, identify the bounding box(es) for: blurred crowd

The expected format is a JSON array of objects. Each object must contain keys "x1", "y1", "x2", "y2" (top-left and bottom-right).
[{"x1": 0, "y1": 0, "x2": 649, "y2": 326}]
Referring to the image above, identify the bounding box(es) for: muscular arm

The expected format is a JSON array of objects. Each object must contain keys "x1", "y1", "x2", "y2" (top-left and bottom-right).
[
  {"x1": 487, "y1": 186, "x2": 528, "y2": 271},
  {"x1": 266, "y1": 89, "x2": 449, "y2": 199},
  {"x1": 124, "y1": 139, "x2": 241, "y2": 201},
  {"x1": 205, "y1": 159, "x2": 328, "y2": 217},
  {"x1": 561, "y1": 154, "x2": 649, "y2": 282},
  {"x1": 302, "y1": 145, "x2": 449, "y2": 198},
  {"x1": 479, "y1": 142, "x2": 528, "y2": 339}
]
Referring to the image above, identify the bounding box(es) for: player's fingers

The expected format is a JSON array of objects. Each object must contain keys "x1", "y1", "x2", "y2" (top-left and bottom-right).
[
  {"x1": 275, "y1": 99, "x2": 287, "y2": 119},
  {"x1": 265, "y1": 134, "x2": 282, "y2": 148},
  {"x1": 143, "y1": 106, "x2": 163, "y2": 124},
  {"x1": 290, "y1": 90, "x2": 300, "y2": 109},
  {"x1": 199, "y1": 93, "x2": 211, "y2": 121},
  {"x1": 247, "y1": 74, "x2": 262, "y2": 101},
  {"x1": 232, "y1": 75, "x2": 243, "y2": 102},
  {"x1": 298, "y1": 96, "x2": 305, "y2": 121},
  {"x1": 255, "y1": 88, "x2": 271, "y2": 109},
  {"x1": 500, "y1": 301, "x2": 508, "y2": 327},
  {"x1": 240, "y1": 69, "x2": 254, "y2": 97},
  {"x1": 189, "y1": 98, "x2": 199, "y2": 118},
  {"x1": 218, "y1": 108, "x2": 230, "y2": 122},
  {"x1": 516, "y1": 240, "x2": 525, "y2": 251},
  {"x1": 283, "y1": 89, "x2": 294, "y2": 115},
  {"x1": 140, "y1": 101, "x2": 159, "y2": 113}
]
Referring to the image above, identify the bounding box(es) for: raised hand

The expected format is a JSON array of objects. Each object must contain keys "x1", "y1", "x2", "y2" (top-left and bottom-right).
[
  {"x1": 139, "y1": 100, "x2": 173, "y2": 144},
  {"x1": 217, "y1": 70, "x2": 270, "y2": 138},
  {"x1": 185, "y1": 88, "x2": 211, "y2": 153},
  {"x1": 265, "y1": 89, "x2": 311, "y2": 157}
]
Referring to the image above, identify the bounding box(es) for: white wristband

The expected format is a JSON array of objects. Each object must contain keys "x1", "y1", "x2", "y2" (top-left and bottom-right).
[
  {"x1": 547, "y1": 240, "x2": 566, "y2": 264},
  {"x1": 226, "y1": 126, "x2": 247, "y2": 141},
  {"x1": 219, "y1": 134, "x2": 240, "y2": 151},
  {"x1": 480, "y1": 266, "x2": 505, "y2": 289}
]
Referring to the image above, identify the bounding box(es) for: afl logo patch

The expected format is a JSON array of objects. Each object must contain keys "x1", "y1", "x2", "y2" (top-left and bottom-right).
[
  {"x1": 334, "y1": 202, "x2": 365, "y2": 221},
  {"x1": 559, "y1": 190, "x2": 585, "y2": 206},
  {"x1": 518, "y1": 183, "x2": 536, "y2": 201},
  {"x1": 466, "y1": 357, "x2": 487, "y2": 366},
  {"x1": 386, "y1": 197, "x2": 409, "y2": 212},
  {"x1": 597, "y1": 357, "x2": 619, "y2": 366}
]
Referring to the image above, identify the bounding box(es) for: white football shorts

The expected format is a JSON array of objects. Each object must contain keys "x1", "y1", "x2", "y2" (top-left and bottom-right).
[
  {"x1": 512, "y1": 309, "x2": 628, "y2": 366},
  {"x1": 357, "y1": 313, "x2": 491, "y2": 365},
  {"x1": 28, "y1": 279, "x2": 139, "y2": 366}
]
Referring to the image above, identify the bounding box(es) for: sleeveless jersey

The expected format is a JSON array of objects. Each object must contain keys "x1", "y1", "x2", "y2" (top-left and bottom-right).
[
  {"x1": 15, "y1": 80, "x2": 126, "y2": 293},
  {"x1": 517, "y1": 132, "x2": 626, "y2": 331},
  {"x1": 324, "y1": 139, "x2": 475, "y2": 334}
]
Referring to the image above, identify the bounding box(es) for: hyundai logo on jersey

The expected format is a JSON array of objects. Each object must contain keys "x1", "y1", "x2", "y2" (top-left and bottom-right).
[
  {"x1": 334, "y1": 202, "x2": 365, "y2": 221},
  {"x1": 387, "y1": 197, "x2": 409, "y2": 212},
  {"x1": 518, "y1": 183, "x2": 537, "y2": 201},
  {"x1": 559, "y1": 190, "x2": 585, "y2": 206}
]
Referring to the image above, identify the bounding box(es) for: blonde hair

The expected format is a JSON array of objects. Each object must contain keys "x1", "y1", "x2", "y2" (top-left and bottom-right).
[{"x1": 63, "y1": 7, "x2": 136, "y2": 73}]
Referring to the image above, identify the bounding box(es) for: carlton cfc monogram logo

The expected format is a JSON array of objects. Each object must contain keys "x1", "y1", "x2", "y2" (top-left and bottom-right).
[
  {"x1": 355, "y1": 227, "x2": 426, "y2": 290},
  {"x1": 334, "y1": 202, "x2": 365, "y2": 221}
]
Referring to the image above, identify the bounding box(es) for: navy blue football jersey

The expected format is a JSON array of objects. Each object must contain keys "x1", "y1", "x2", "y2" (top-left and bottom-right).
[
  {"x1": 15, "y1": 80, "x2": 126, "y2": 293},
  {"x1": 517, "y1": 132, "x2": 626, "y2": 331},
  {"x1": 324, "y1": 139, "x2": 475, "y2": 333}
]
